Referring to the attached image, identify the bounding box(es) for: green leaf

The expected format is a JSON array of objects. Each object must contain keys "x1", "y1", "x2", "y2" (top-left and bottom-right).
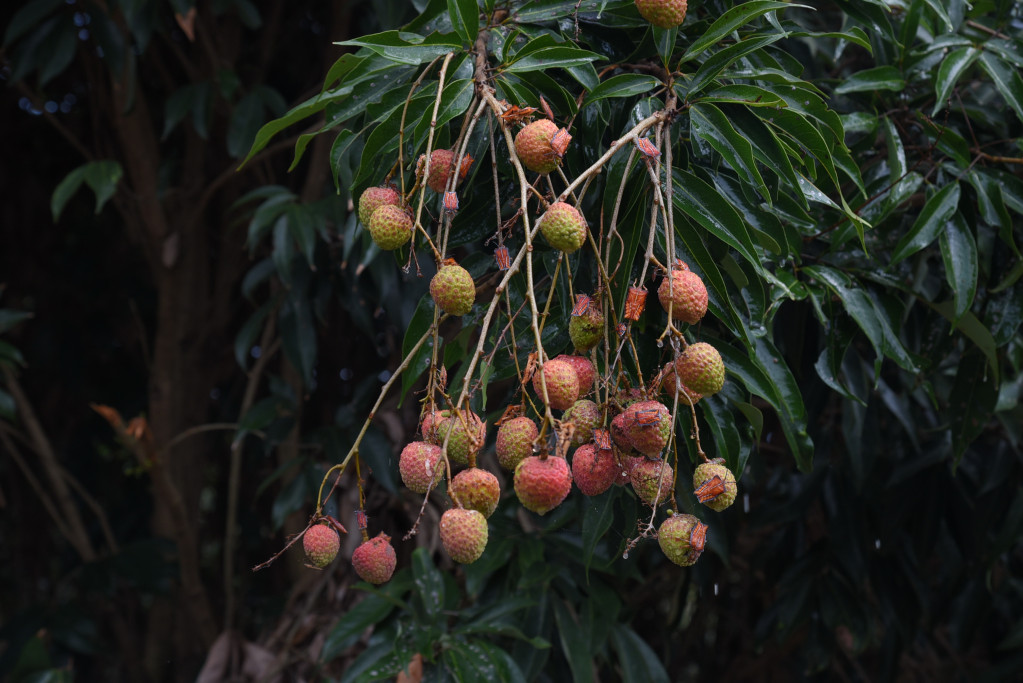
[
  {"x1": 506, "y1": 46, "x2": 602, "y2": 73},
  {"x1": 4, "y1": 0, "x2": 64, "y2": 45},
  {"x1": 967, "y1": 170, "x2": 1018, "y2": 257},
  {"x1": 581, "y1": 489, "x2": 615, "y2": 570},
  {"x1": 240, "y1": 95, "x2": 327, "y2": 166},
  {"x1": 978, "y1": 52, "x2": 1023, "y2": 123},
  {"x1": 51, "y1": 161, "x2": 123, "y2": 221},
  {"x1": 672, "y1": 169, "x2": 759, "y2": 269},
  {"x1": 696, "y1": 84, "x2": 786, "y2": 106},
  {"x1": 39, "y1": 18, "x2": 77, "y2": 86},
  {"x1": 0, "y1": 340, "x2": 26, "y2": 368},
  {"x1": 939, "y1": 213, "x2": 978, "y2": 322},
  {"x1": 610, "y1": 624, "x2": 670, "y2": 683},
  {"x1": 653, "y1": 25, "x2": 677, "y2": 64},
  {"x1": 412, "y1": 546, "x2": 444, "y2": 620},
  {"x1": 727, "y1": 106, "x2": 804, "y2": 203},
  {"x1": 682, "y1": 1, "x2": 801, "y2": 60},
  {"x1": 690, "y1": 103, "x2": 770, "y2": 202},
  {"x1": 227, "y1": 91, "x2": 267, "y2": 159},
  {"x1": 928, "y1": 301, "x2": 1000, "y2": 385},
  {"x1": 921, "y1": 0, "x2": 954, "y2": 32},
  {"x1": 400, "y1": 297, "x2": 435, "y2": 403},
  {"x1": 51, "y1": 166, "x2": 87, "y2": 222},
  {"x1": 584, "y1": 74, "x2": 662, "y2": 105},
  {"x1": 891, "y1": 182, "x2": 961, "y2": 264},
  {"x1": 834, "y1": 65, "x2": 904, "y2": 94},
  {"x1": 948, "y1": 351, "x2": 999, "y2": 466},
  {"x1": 686, "y1": 34, "x2": 784, "y2": 96},
  {"x1": 447, "y1": 0, "x2": 479, "y2": 44},
  {"x1": 553, "y1": 599, "x2": 594, "y2": 683},
  {"x1": 336, "y1": 31, "x2": 461, "y2": 65},
  {"x1": 0, "y1": 310, "x2": 33, "y2": 334},
  {"x1": 804, "y1": 266, "x2": 884, "y2": 368},
  {"x1": 329, "y1": 129, "x2": 357, "y2": 194},
  {"x1": 932, "y1": 47, "x2": 978, "y2": 115}
]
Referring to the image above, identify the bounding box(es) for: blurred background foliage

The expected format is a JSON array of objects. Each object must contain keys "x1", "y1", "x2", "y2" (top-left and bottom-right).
[{"x1": 1, "y1": 0, "x2": 1022, "y2": 681}]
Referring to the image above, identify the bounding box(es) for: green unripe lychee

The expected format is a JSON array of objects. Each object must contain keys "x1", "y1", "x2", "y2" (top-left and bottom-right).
[
  {"x1": 539, "y1": 202, "x2": 587, "y2": 253},
  {"x1": 368, "y1": 204, "x2": 413, "y2": 250},
  {"x1": 352, "y1": 533, "x2": 396, "y2": 584},
  {"x1": 358, "y1": 186, "x2": 400, "y2": 225},
  {"x1": 563, "y1": 399, "x2": 600, "y2": 446},
  {"x1": 657, "y1": 265, "x2": 708, "y2": 324},
  {"x1": 658, "y1": 513, "x2": 702, "y2": 566},
  {"x1": 675, "y1": 342, "x2": 725, "y2": 396},
  {"x1": 515, "y1": 119, "x2": 560, "y2": 174},
  {"x1": 514, "y1": 455, "x2": 573, "y2": 515},
  {"x1": 430, "y1": 263, "x2": 475, "y2": 316},
  {"x1": 450, "y1": 467, "x2": 501, "y2": 518},
  {"x1": 433, "y1": 410, "x2": 486, "y2": 467},
  {"x1": 302, "y1": 524, "x2": 340, "y2": 569},
  {"x1": 693, "y1": 462, "x2": 738, "y2": 512},
  {"x1": 569, "y1": 299, "x2": 604, "y2": 352},
  {"x1": 658, "y1": 363, "x2": 702, "y2": 406},
  {"x1": 630, "y1": 459, "x2": 674, "y2": 507},
  {"x1": 439, "y1": 508, "x2": 489, "y2": 564},
  {"x1": 571, "y1": 444, "x2": 617, "y2": 496},
  {"x1": 399, "y1": 441, "x2": 446, "y2": 494},
  {"x1": 635, "y1": 0, "x2": 688, "y2": 29},
  {"x1": 496, "y1": 416, "x2": 538, "y2": 470}
]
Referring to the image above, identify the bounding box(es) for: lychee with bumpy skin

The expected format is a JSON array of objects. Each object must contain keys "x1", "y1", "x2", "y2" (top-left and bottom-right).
[
  {"x1": 630, "y1": 459, "x2": 674, "y2": 507},
  {"x1": 433, "y1": 410, "x2": 486, "y2": 467},
  {"x1": 496, "y1": 416, "x2": 538, "y2": 470},
  {"x1": 532, "y1": 358, "x2": 580, "y2": 411},
  {"x1": 515, "y1": 119, "x2": 560, "y2": 174},
  {"x1": 658, "y1": 363, "x2": 702, "y2": 406},
  {"x1": 424, "y1": 149, "x2": 469, "y2": 192},
  {"x1": 623, "y1": 400, "x2": 672, "y2": 457},
  {"x1": 303, "y1": 524, "x2": 340, "y2": 569},
  {"x1": 658, "y1": 513, "x2": 702, "y2": 566},
  {"x1": 430, "y1": 263, "x2": 475, "y2": 316},
  {"x1": 675, "y1": 342, "x2": 725, "y2": 396},
  {"x1": 358, "y1": 186, "x2": 400, "y2": 225},
  {"x1": 571, "y1": 444, "x2": 617, "y2": 496},
  {"x1": 439, "y1": 508, "x2": 489, "y2": 564},
  {"x1": 614, "y1": 446, "x2": 644, "y2": 486},
  {"x1": 450, "y1": 467, "x2": 501, "y2": 518},
  {"x1": 657, "y1": 264, "x2": 708, "y2": 324},
  {"x1": 538, "y1": 202, "x2": 587, "y2": 253},
  {"x1": 556, "y1": 355, "x2": 595, "y2": 395},
  {"x1": 368, "y1": 205, "x2": 413, "y2": 250},
  {"x1": 569, "y1": 300, "x2": 604, "y2": 352},
  {"x1": 351, "y1": 533, "x2": 397, "y2": 584},
  {"x1": 563, "y1": 399, "x2": 600, "y2": 446},
  {"x1": 635, "y1": 0, "x2": 688, "y2": 29},
  {"x1": 693, "y1": 461, "x2": 738, "y2": 512},
  {"x1": 399, "y1": 441, "x2": 446, "y2": 494},
  {"x1": 514, "y1": 455, "x2": 573, "y2": 515},
  {"x1": 610, "y1": 412, "x2": 635, "y2": 451}
]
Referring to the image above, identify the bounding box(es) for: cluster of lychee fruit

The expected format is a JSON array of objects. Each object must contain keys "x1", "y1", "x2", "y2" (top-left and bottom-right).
[{"x1": 301, "y1": 515, "x2": 398, "y2": 585}]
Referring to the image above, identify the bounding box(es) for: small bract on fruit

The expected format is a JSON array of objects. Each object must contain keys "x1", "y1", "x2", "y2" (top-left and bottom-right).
[
  {"x1": 571, "y1": 444, "x2": 617, "y2": 496},
  {"x1": 423, "y1": 149, "x2": 469, "y2": 192},
  {"x1": 563, "y1": 399, "x2": 600, "y2": 446},
  {"x1": 515, "y1": 119, "x2": 561, "y2": 174},
  {"x1": 532, "y1": 357, "x2": 580, "y2": 411},
  {"x1": 635, "y1": 0, "x2": 688, "y2": 29},
  {"x1": 538, "y1": 202, "x2": 587, "y2": 253},
  {"x1": 630, "y1": 459, "x2": 674, "y2": 507},
  {"x1": 430, "y1": 263, "x2": 475, "y2": 316},
  {"x1": 439, "y1": 508, "x2": 489, "y2": 564},
  {"x1": 358, "y1": 186, "x2": 400, "y2": 225},
  {"x1": 351, "y1": 533, "x2": 397, "y2": 584},
  {"x1": 514, "y1": 455, "x2": 573, "y2": 515},
  {"x1": 657, "y1": 264, "x2": 708, "y2": 325},
  {"x1": 433, "y1": 410, "x2": 486, "y2": 467},
  {"x1": 496, "y1": 416, "x2": 538, "y2": 470},
  {"x1": 368, "y1": 204, "x2": 413, "y2": 250},
  {"x1": 693, "y1": 461, "x2": 738, "y2": 512},
  {"x1": 450, "y1": 467, "x2": 501, "y2": 518},
  {"x1": 556, "y1": 355, "x2": 596, "y2": 395},
  {"x1": 398, "y1": 441, "x2": 445, "y2": 494},
  {"x1": 303, "y1": 524, "x2": 340, "y2": 569},
  {"x1": 569, "y1": 298, "x2": 604, "y2": 352},
  {"x1": 658, "y1": 513, "x2": 703, "y2": 566},
  {"x1": 675, "y1": 342, "x2": 726, "y2": 396},
  {"x1": 623, "y1": 400, "x2": 672, "y2": 457}
]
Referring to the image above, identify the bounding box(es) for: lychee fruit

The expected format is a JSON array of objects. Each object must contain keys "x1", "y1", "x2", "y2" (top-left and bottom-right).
[
  {"x1": 630, "y1": 459, "x2": 674, "y2": 507},
  {"x1": 358, "y1": 186, "x2": 400, "y2": 225},
  {"x1": 563, "y1": 399, "x2": 600, "y2": 446},
  {"x1": 532, "y1": 357, "x2": 580, "y2": 411},
  {"x1": 303, "y1": 524, "x2": 340, "y2": 569},
  {"x1": 515, "y1": 119, "x2": 560, "y2": 174},
  {"x1": 693, "y1": 461, "x2": 737, "y2": 512},
  {"x1": 635, "y1": 0, "x2": 688, "y2": 29},
  {"x1": 571, "y1": 444, "x2": 617, "y2": 496},
  {"x1": 368, "y1": 204, "x2": 413, "y2": 251},
  {"x1": 657, "y1": 513, "x2": 703, "y2": 566},
  {"x1": 423, "y1": 149, "x2": 469, "y2": 192},
  {"x1": 675, "y1": 342, "x2": 725, "y2": 396},
  {"x1": 614, "y1": 446, "x2": 644, "y2": 486},
  {"x1": 657, "y1": 264, "x2": 708, "y2": 324},
  {"x1": 569, "y1": 299, "x2": 604, "y2": 352},
  {"x1": 623, "y1": 400, "x2": 673, "y2": 457},
  {"x1": 449, "y1": 467, "x2": 501, "y2": 518},
  {"x1": 610, "y1": 412, "x2": 634, "y2": 451},
  {"x1": 496, "y1": 416, "x2": 538, "y2": 470},
  {"x1": 351, "y1": 533, "x2": 397, "y2": 584},
  {"x1": 658, "y1": 363, "x2": 702, "y2": 406},
  {"x1": 514, "y1": 455, "x2": 573, "y2": 515},
  {"x1": 439, "y1": 508, "x2": 489, "y2": 563},
  {"x1": 433, "y1": 410, "x2": 486, "y2": 467},
  {"x1": 399, "y1": 441, "x2": 446, "y2": 494},
  {"x1": 556, "y1": 354, "x2": 595, "y2": 395},
  {"x1": 538, "y1": 202, "x2": 588, "y2": 253},
  {"x1": 430, "y1": 263, "x2": 475, "y2": 316}
]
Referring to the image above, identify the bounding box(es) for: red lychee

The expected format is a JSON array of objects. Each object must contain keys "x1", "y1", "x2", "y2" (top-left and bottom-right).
[
  {"x1": 439, "y1": 508, "x2": 489, "y2": 563},
  {"x1": 556, "y1": 354, "x2": 596, "y2": 395},
  {"x1": 514, "y1": 455, "x2": 573, "y2": 515},
  {"x1": 358, "y1": 186, "x2": 400, "y2": 225},
  {"x1": 398, "y1": 441, "x2": 446, "y2": 494},
  {"x1": 623, "y1": 400, "x2": 672, "y2": 457},
  {"x1": 303, "y1": 524, "x2": 340, "y2": 569},
  {"x1": 571, "y1": 444, "x2": 617, "y2": 496},
  {"x1": 450, "y1": 467, "x2": 501, "y2": 518},
  {"x1": 532, "y1": 358, "x2": 580, "y2": 411},
  {"x1": 630, "y1": 459, "x2": 674, "y2": 507},
  {"x1": 351, "y1": 533, "x2": 397, "y2": 584},
  {"x1": 657, "y1": 264, "x2": 708, "y2": 325},
  {"x1": 675, "y1": 342, "x2": 725, "y2": 396},
  {"x1": 515, "y1": 119, "x2": 560, "y2": 174}
]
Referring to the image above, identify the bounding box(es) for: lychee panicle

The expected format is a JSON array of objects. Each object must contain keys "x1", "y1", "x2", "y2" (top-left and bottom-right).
[
  {"x1": 514, "y1": 455, "x2": 573, "y2": 515},
  {"x1": 303, "y1": 524, "x2": 340, "y2": 569},
  {"x1": 352, "y1": 533, "x2": 397, "y2": 584},
  {"x1": 450, "y1": 467, "x2": 501, "y2": 518},
  {"x1": 496, "y1": 416, "x2": 539, "y2": 470},
  {"x1": 532, "y1": 358, "x2": 580, "y2": 411},
  {"x1": 358, "y1": 186, "x2": 400, "y2": 225},
  {"x1": 571, "y1": 444, "x2": 617, "y2": 496},
  {"x1": 439, "y1": 508, "x2": 489, "y2": 564},
  {"x1": 658, "y1": 513, "x2": 703, "y2": 566}
]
